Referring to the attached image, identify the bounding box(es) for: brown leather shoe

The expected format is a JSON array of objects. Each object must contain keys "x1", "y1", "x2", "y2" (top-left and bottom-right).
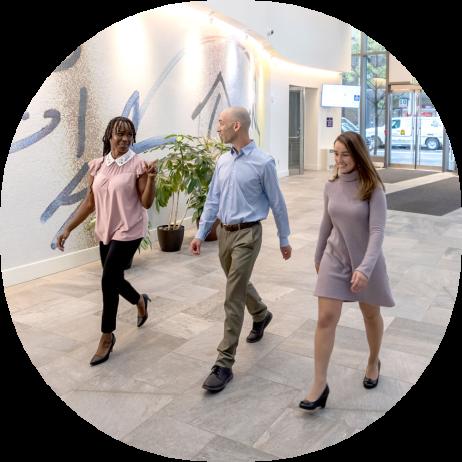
[
  {"x1": 246, "y1": 311, "x2": 273, "y2": 343},
  {"x1": 90, "y1": 333, "x2": 116, "y2": 366}
]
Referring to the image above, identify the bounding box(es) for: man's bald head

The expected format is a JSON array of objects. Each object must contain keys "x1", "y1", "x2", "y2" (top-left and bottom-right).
[
  {"x1": 223, "y1": 106, "x2": 251, "y2": 132},
  {"x1": 217, "y1": 106, "x2": 252, "y2": 146}
]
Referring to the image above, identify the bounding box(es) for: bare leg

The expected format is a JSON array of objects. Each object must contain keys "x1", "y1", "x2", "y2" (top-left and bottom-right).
[
  {"x1": 359, "y1": 302, "x2": 383, "y2": 379},
  {"x1": 304, "y1": 297, "x2": 342, "y2": 401}
]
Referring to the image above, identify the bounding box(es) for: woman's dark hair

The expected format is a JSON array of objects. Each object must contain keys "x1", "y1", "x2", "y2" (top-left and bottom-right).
[
  {"x1": 102, "y1": 117, "x2": 136, "y2": 155},
  {"x1": 331, "y1": 131, "x2": 385, "y2": 200}
]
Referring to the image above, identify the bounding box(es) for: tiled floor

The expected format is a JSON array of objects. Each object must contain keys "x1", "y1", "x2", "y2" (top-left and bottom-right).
[{"x1": 5, "y1": 170, "x2": 460, "y2": 459}]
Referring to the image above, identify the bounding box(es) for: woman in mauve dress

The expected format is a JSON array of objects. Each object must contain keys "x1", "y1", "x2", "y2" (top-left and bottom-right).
[{"x1": 300, "y1": 131, "x2": 395, "y2": 412}]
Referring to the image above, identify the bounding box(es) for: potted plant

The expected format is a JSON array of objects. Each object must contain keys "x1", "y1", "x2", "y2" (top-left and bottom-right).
[
  {"x1": 187, "y1": 137, "x2": 227, "y2": 241},
  {"x1": 148, "y1": 134, "x2": 226, "y2": 251}
]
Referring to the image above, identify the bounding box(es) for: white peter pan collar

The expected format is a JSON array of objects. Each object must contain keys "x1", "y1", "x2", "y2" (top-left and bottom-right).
[{"x1": 105, "y1": 149, "x2": 136, "y2": 166}]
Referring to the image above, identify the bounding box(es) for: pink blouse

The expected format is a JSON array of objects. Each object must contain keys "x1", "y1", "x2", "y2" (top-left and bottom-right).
[{"x1": 88, "y1": 150, "x2": 147, "y2": 244}]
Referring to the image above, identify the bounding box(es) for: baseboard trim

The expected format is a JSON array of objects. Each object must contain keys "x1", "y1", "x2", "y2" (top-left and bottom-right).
[
  {"x1": 2, "y1": 246, "x2": 101, "y2": 287},
  {"x1": 2, "y1": 219, "x2": 195, "y2": 288}
]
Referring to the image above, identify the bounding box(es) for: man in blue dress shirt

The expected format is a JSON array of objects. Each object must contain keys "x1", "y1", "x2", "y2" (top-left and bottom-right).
[{"x1": 190, "y1": 106, "x2": 292, "y2": 392}]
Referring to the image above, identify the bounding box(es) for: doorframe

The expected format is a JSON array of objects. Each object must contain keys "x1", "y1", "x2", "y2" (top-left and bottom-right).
[{"x1": 288, "y1": 85, "x2": 305, "y2": 175}]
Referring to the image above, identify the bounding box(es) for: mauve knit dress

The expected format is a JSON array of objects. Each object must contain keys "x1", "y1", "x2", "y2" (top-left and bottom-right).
[{"x1": 314, "y1": 169, "x2": 395, "y2": 307}]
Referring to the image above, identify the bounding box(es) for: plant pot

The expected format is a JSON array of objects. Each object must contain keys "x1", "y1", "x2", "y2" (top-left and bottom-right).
[
  {"x1": 196, "y1": 218, "x2": 220, "y2": 242},
  {"x1": 157, "y1": 225, "x2": 185, "y2": 252}
]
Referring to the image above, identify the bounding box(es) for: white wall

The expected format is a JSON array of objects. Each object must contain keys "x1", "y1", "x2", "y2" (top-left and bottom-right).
[
  {"x1": 204, "y1": 0, "x2": 351, "y2": 71},
  {"x1": 1, "y1": 2, "x2": 350, "y2": 286},
  {"x1": 203, "y1": 0, "x2": 350, "y2": 169},
  {"x1": 1, "y1": 5, "x2": 268, "y2": 285},
  {"x1": 269, "y1": 60, "x2": 341, "y2": 174}
]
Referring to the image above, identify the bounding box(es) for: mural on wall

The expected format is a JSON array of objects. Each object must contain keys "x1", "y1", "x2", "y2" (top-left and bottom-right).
[{"x1": 2, "y1": 6, "x2": 268, "y2": 270}]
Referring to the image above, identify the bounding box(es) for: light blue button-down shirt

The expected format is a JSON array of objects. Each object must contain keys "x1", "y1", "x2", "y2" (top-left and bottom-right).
[{"x1": 195, "y1": 141, "x2": 291, "y2": 246}]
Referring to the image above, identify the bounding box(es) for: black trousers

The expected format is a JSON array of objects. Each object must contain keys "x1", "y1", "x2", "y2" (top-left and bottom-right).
[{"x1": 99, "y1": 238, "x2": 142, "y2": 333}]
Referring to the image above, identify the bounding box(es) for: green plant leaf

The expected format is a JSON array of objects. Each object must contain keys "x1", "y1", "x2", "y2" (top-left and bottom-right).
[{"x1": 145, "y1": 134, "x2": 226, "y2": 225}]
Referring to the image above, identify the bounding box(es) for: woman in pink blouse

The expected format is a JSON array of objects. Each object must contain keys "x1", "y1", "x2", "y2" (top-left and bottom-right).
[
  {"x1": 300, "y1": 131, "x2": 394, "y2": 412},
  {"x1": 57, "y1": 117, "x2": 157, "y2": 366}
]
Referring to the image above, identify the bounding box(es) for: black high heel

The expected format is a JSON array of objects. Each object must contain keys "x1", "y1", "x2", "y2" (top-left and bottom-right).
[
  {"x1": 363, "y1": 359, "x2": 381, "y2": 389},
  {"x1": 90, "y1": 333, "x2": 116, "y2": 366},
  {"x1": 137, "y1": 294, "x2": 151, "y2": 327},
  {"x1": 299, "y1": 384, "x2": 330, "y2": 411}
]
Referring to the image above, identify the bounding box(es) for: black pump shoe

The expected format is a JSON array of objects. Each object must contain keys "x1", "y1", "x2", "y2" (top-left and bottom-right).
[
  {"x1": 90, "y1": 333, "x2": 116, "y2": 366},
  {"x1": 299, "y1": 384, "x2": 330, "y2": 411},
  {"x1": 137, "y1": 294, "x2": 151, "y2": 327},
  {"x1": 363, "y1": 360, "x2": 381, "y2": 389}
]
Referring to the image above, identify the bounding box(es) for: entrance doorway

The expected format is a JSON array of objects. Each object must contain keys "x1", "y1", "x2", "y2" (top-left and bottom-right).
[
  {"x1": 387, "y1": 87, "x2": 443, "y2": 170},
  {"x1": 288, "y1": 86, "x2": 304, "y2": 175}
]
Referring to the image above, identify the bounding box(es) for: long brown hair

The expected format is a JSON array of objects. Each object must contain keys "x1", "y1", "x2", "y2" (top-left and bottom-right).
[
  {"x1": 331, "y1": 131, "x2": 385, "y2": 200},
  {"x1": 102, "y1": 117, "x2": 136, "y2": 156}
]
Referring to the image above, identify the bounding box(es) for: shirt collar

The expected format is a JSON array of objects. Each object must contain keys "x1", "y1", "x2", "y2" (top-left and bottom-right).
[
  {"x1": 105, "y1": 149, "x2": 136, "y2": 166},
  {"x1": 230, "y1": 140, "x2": 256, "y2": 156}
]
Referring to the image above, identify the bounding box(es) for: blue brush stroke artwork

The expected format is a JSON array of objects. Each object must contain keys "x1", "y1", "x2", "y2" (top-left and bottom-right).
[
  {"x1": 8, "y1": 35, "x2": 260, "y2": 250},
  {"x1": 9, "y1": 109, "x2": 61, "y2": 154},
  {"x1": 54, "y1": 47, "x2": 81, "y2": 72}
]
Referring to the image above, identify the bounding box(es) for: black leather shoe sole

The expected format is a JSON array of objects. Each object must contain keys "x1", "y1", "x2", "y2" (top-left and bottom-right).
[
  {"x1": 299, "y1": 384, "x2": 329, "y2": 411},
  {"x1": 246, "y1": 311, "x2": 273, "y2": 343},
  {"x1": 202, "y1": 372, "x2": 234, "y2": 392},
  {"x1": 298, "y1": 400, "x2": 327, "y2": 411}
]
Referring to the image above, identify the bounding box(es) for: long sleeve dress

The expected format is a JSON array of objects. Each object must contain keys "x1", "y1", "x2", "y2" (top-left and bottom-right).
[{"x1": 314, "y1": 169, "x2": 395, "y2": 307}]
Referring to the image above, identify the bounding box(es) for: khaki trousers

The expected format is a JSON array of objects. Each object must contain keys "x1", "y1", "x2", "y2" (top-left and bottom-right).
[{"x1": 215, "y1": 222, "x2": 268, "y2": 368}]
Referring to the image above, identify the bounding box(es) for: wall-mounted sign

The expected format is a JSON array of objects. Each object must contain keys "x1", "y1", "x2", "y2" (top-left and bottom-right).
[
  {"x1": 326, "y1": 117, "x2": 333, "y2": 127},
  {"x1": 321, "y1": 84, "x2": 360, "y2": 108}
]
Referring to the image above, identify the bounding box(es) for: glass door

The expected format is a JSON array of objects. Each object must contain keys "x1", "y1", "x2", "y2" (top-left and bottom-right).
[
  {"x1": 443, "y1": 131, "x2": 457, "y2": 172},
  {"x1": 288, "y1": 86, "x2": 304, "y2": 175},
  {"x1": 417, "y1": 92, "x2": 443, "y2": 169},
  {"x1": 448, "y1": 142, "x2": 457, "y2": 172},
  {"x1": 388, "y1": 88, "x2": 443, "y2": 170},
  {"x1": 388, "y1": 90, "x2": 417, "y2": 167}
]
